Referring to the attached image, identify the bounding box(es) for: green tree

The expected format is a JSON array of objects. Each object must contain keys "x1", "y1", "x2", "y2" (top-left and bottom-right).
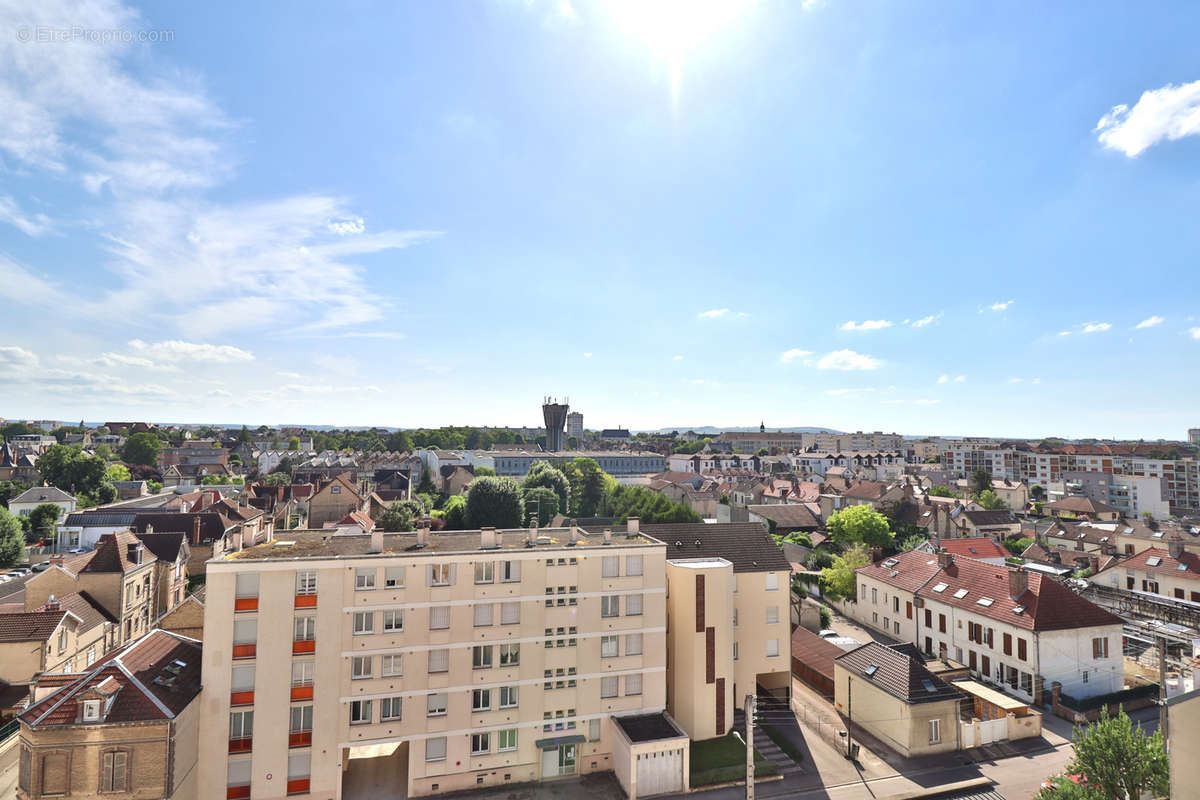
[
  {"x1": 560, "y1": 458, "x2": 613, "y2": 518},
  {"x1": 975, "y1": 489, "x2": 1007, "y2": 510},
  {"x1": 121, "y1": 433, "x2": 161, "y2": 466},
  {"x1": 473, "y1": 466, "x2": 497, "y2": 478},
  {"x1": 147, "y1": 480, "x2": 163, "y2": 493},
  {"x1": 415, "y1": 466, "x2": 438, "y2": 495},
  {"x1": 105, "y1": 463, "x2": 132, "y2": 482},
  {"x1": 376, "y1": 504, "x2": 415, "y2": 532},
  {"x1": 819, "y1": 545, "x2": 870, "y2": 602},
  {"x1": 1003, "y1": 536, "x2": 1034, "y2": 555},
  {"x1": 27, "y1": 503, "x2": 62, "y2": 545},
  {"x1": 1061, "y1": 709, "x2": 1168, "y2": 800},
  {"x1": 0, "y1": 480, "x2": 31, "y2": 508},
  {"x1": 441, "y1": 495, "x2": 468, "y2": 530},
  {"x1": 0, "y1": 508, "x2": 24, "y2": 567},
  {"x1": 263, "y1": 472, "x2": 291, "y2": 487},
  {"x1": 522, "y1": 487, "x2": 559, "y2": 526},
  {"x1": 927, "y1": 485, "x2": 956, "y2": 497},
  {"x1": 899, "y1": 534, "x2": 927, "y2": 552},
  {"x1": 1030, "y1": 484, "x2": 1047, "y2": 502},
  {"x1": 287, "y1": 436, "x2": 301, "y2": 451},
  {"x1": 465, "y1": 477, "x2": 524, "y2": 529},
  {"x1": 971, "y1": 468, "x2": 992, "y2": 495},
  {"x1": 524, "y1": 461, "x2": 570, "y2": 513},
  {"x1": 605, "y1": 485, "x2": 700, "y2": 524},
  {"x1": 36, "y1": 445, "x2": 106, "y2": 495},
  {"x1": 826, "y1": 505, "x2": 894, "y2": 550}
]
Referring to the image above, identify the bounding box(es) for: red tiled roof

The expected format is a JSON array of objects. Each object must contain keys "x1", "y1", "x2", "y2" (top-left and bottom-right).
[
  {"x1": 82, "y1": 531, "x2": 157, "y2": 573},
  {"x1": 1113, "y1": 546, "x2": 1200, "y2": 583},
  {"x1": 935, "y1": 537, "x2": 1009, "y2": 561},
  {"x1": 790, "y1": 626, "x2": 843, "y2": 681},
  {"x1": 1046, "y1": 497, "x2": 1119, "y2": 515},
  {"x1": 0, "y1": 610, "x2": 68, "y2": 643},
  {"x1": 21, "y1": 630, "x2": 202, "y2": 726},
  {"x1": 857, "y1": 549, "x2": 943, "y2": 593}
]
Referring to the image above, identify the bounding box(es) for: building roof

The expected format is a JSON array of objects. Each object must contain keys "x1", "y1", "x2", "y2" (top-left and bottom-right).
[
  {"x1": 35, "y1": 592, "x2": 114, "y2": 631},
  {"x1": 0, "y1": 610, "x2": 69, "y2": 643},
  {"x1": 934, "y1": 537, "x2": 1009, "y2": 561},
  {"x1": 1046, "y1": 496, "x2": 1119, "y2": 515},
  {"x1": 1109, "y1": 546, "x2": 1200, "y2": 583},
  {"x1": 961, "y1": 510, "x2": 1019, "y2": 527},
  {"x1": 130, "y1": 512, "x2": 236, "y2": 543},
  {"x1": 10, "y1": 486, "x2": 74, "y2": 505},
  {"x1": 911, "y1": 557, "x2": 1122, "y2": 631},
  {"x1": 82, "y1": 531, "x2": 157, "y2": 573},
  {"x1": 20, "y1": 630, "x2": 202, "y2": 726},
  {"x1": 790, "y1": 626, "x2": 843, "y2": 681},
  {"x1": 747, "y1": 504, "x2": 821, "y2": 530},
  {"x1": 63, "y1": 511, "x2": 139, "y2": 528},
  {"x1": 857, "y1": 549, "x2": 944, "y2": 593},
  {"x1": 135, "y1": 532, "x2": 188, "y2": 563},
  {"x1": 612, "y1": 712, "x2": 687, "y2": 742},
  {"x1": 644, "y1": 522, "x2": 791, "y2": 574},
  {"x1": 834, "y1": 642, "x2": 960, "y2": 704}
]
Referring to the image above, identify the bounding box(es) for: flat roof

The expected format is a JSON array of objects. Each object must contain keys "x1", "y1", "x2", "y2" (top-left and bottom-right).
[
  {"x1": 223, "y1": 527, "x2": 663, "y2": 562},
  {"x1": 613, "y1": 712, "x2": 687, "y2": 743},
  {"x1": 952, "y1": 679, "x2": 1029, "y2": 711}
]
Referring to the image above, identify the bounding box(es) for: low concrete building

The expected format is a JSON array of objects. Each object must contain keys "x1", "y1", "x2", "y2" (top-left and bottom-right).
[
  {"x1": 16, "y1": 629, "x2": 202, "y2": 800},
  {"x1": 833, "y1": 642, "x2": 961, "y2": 757},
  {"x1": 610, "y1": 712, "x2": 690, "y2": 800}
]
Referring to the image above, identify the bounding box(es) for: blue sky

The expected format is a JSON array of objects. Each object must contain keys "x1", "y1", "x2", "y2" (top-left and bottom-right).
[{"x1": 1, "y1": 0, "x2": 1199, "y2": 438}]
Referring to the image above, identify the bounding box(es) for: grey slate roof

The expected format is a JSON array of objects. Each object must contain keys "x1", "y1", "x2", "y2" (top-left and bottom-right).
[
  {"x1": 642, "y1": 522, "x2": 792, "y2": 574},
  {"x1": 835, "y1": 641, "x2": 961, "y2": 704},
  {"x1": 11, "y1": 486, "x2": 75, "y2": 505}
]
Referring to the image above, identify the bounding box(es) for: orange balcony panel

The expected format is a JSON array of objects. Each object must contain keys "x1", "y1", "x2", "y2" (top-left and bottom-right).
[
  {"x1": 227, "y1": 786, "x2": 251, "y2": 800},
  {"x1": 230, "y1": 690, "x2": 255, "y2": 706},
  {"x1": 290, "y1": 685, "x2": 313, "y2": 701},
  {"x1": 289, "y1": 731, "x2": 313, "y2": 748},
  {"x1": 228, "y1": 737, "x2": 253, "y2": 754},
  {"x1": 287, "y1": 778, "x2": 311, "y2": 795},
  {"x1": 232, "y1": 644, "x2": 256, "y2": 659},
  {"x1": 292, "y1": 640, "x2": 315, "y2": 655},
  {"x1": 294, "y1": 594, "x2": 317, "y2": 608},
  {"x1": 234, "y1": 597, "x2": 259, "y2": 612}
]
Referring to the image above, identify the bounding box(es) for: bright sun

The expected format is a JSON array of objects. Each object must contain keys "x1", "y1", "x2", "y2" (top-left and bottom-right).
[{"x1": 608, "y1": 0, "x2": 754, "y2": 106}]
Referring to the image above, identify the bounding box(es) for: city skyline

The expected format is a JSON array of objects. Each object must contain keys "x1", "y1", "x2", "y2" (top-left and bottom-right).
[{"x1": 3, "y1": 1, "x2": 1200, "y2": 437}]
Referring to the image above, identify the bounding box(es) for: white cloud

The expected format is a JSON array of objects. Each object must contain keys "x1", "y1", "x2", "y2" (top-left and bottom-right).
[
  {"x1": 816, "y1": 349, "x2": 881, "y2": 371},
  {"x1": 825, "y1": 387, "x2": 875, "y2": 396},
  {"x1": 779, "y1": 348, "x2": 813, "y2": 363},
  {"x1": 839, "y1": 319, "x2": 893, "y2": 331},
  {"x1": 0, "y1": 345, "x2": 39, "y2": 371},
  {"x1": 988, "y1": 300, "x2": 1013, "y2": 311},
  {"x1": 697, "y1": 308, "x2": 747, "y2": 320},
  {"x1": 672, "y1": 355, "x2": 683, "y2": 361},
  {"x1": 0, "y1": 195, "x2": 52, "y2": 236},
  {"x1": 911, "y1": 314, "x2": 941, "y2": 328},
  {"x1": 1082, "y1": 322, "x2": 1112, "y2": 334},
  {"x1": 128, "y1": 339, "x2": 254, "y2": 363},
  {"x1": 937, "y1": 374, "x2": 949, "y2": 384},
  {"x1": 692, "y1": 379, "x2": 705, "y2": 384},
  {"x1": 96, "y1": 352, "x2": 175, "y2": 371},
  {"x1": 208, "y1": 388, "x2": 232, "y2": 398},
  {"x1": 1190, "y1": 327, "x2": 1200, "y2": 340},
  {"x1": 1096, "y1": 79, "x2": 1200, "y2": 157},
  {"x1": 1135, "y1": 316, "x2": 1164, "y2": 329},
  {"x1": 1008, "y1": 377, "x2": 1024, "y2": 384},
  {"x1": 0, "y1": 255, "x2": 66, "y2": 306},
  {"x1": 583, "y1": 352, "x2": 592, "y2": 358},
  {"x1": 936, "y1": 374, "x2": 966, "y2": 384},
  {"x1": 914, "y1": 398, "x2": 941, "y2": 406},
  {"x1": 954, "y1": 375, "x2": 965, "y2": 383}
]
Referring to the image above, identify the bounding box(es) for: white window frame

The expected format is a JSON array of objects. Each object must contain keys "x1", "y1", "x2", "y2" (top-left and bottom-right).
[
  {"x1": 426, "y1": 693, "x2": 448, "y2": 717},
  {"x1": 501, "y1": 560, "x2": 521, "y2": 583},
  {"x1": 425, "y1": 736, "x2": 447, "y2": 762},
  {"x1": 355, "y1": 568, "x2": 376, "y2": 590},
  {"x1": 353, "y1": 611, "x2": 374, "y2": 635},
  {"x1": 500, "y1": 685, "x2": 519, "y2": 708},
  {"x1": 383, "y1": 609, "x2": 404, "y2": 632},
  {"x1": 474, "y1": 603, "x2": 493, "y2": 627},
  {"x1": 296, "y1": 569, "x2": 317, "y2": 595},
  {"x1": 625, "y1": 673, "x2": 642, "y2": 696},
  {"x1": 626, "y1": 593, "x2": 643, "y2": 616},
  {"x1": 766, "y1": 572, "x2": 779, "y2": 591},
  {"x1": 381, "y1": 654, "x2": 403, "y2": 677},
  {"x1": 601, "y1": 635, "x2": 619, "y2": 658},
  {"x1": 474, "y1": 561, "x2": 494, "y2": 584},
  {"x1": 602, "y1": 556, "x2": 619, "y2": 578},
  {"x1": 600, "y1": 675, "x2": 618, "y2": 698},
  {"x1": 351, "y1": 655, "x2": 373, "y2": 679},
  {"x1": 601, "y1": 595, "x2": 619, "y2": 617},
  {"x1": 498, "y1": 728, "x2": 517, "y2": 752},
  {"x1": 429, "y1": 606, "x2": 450, "y2": 630},
  {"x1": 471, "y1": 732, "x2": 490, "y2": 755},
  {"x1": 499, "y1": 643, "x2": 520, "y2": 667},
  {"x1": 384, "y1": 566, "x2": 405, "y2": 588},
  {"x1": 472, "y1": 688, "x2": 492, "y2": 712},
  {"x1": 766, "y1": 638, "x2": 779, "y2": 657},
  {"x1": 473, "y1": 645, "x2": 493, "y2": 669},
  {"x1": 428, "y1": 649, "x2": 449, "y2": 673},
  {"x1": 626, "y1": 555, "x2": 643, "y2": 576}
]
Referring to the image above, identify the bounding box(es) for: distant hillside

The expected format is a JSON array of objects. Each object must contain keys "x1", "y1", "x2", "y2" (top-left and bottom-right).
[{"x1": 638, "y1": 426, "x2": 844, "y2": 435}]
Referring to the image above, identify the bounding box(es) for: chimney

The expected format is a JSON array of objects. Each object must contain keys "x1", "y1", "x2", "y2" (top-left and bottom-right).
[
  {"x1": 1088, "y1": 555, "x2": 1100, "y2": 573},
  {"x1": 44, "y1": 594, "x2": 60, "y2": 612},
  {"x1": 191, "y1": 516, "x2": 202, "y2": 545},
  {"x1": 627, "y1": 517, "x2": 640, "y2": 535},
  {"x1": 1008, "y1": 567, "x2": 1028, "y2": 599},
  {"x1": 416, "y1": 521, "x2": 430, "y2": 547},
  {"x1": 603, "y1": 529, "x2": 613, "y2": 544},
  {"x1": 481, "y1": 527, "x2": 501, "y2": 549},
  {"x1": 869, "y1": 546, "x2": 884, "y2": 564},
  {"x1": 937, "y1": 550, "x2": 954, "y2": 569},
  {"x1": 368, "y1": 528, "x2": 383, "y2": 554},
  {"x1": 1169, "y1": 537, "x2": 1184, "y2": 560},
  {"x1": 49, "y1": 553, "x2": 64, "y2": 567}
]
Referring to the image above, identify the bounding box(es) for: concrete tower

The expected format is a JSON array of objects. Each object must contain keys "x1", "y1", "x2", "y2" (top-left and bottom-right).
[{"x1": 542, "y1": 397, "x2": 569, "y2": 452}]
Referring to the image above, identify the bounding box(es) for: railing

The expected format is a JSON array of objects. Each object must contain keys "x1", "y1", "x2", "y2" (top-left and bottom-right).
[
  {"x1": 0, "y1": 718, "x2": 18, "y2": 744},
  {"x1": 1057, "y1": 682, "x2": 1159, "y2": 713},
  {"x1": 294, "y1": 594, "x2": 317, "y2": 608},
  {"x1": 292, "y1": 639, "x2": 315, "y2": 655},
  {"x1": 290, "y1": 685, "x2": 313, "y2": 701}
]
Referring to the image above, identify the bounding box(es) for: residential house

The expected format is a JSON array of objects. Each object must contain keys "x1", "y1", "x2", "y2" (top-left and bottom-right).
[
  {"x1": 1089, "y1": 541, "x2": 1200, "y2": 602},
  {"x1": 953, "y1": 479, "x2": 1029, "y2": 510},
  {"x1": 111, "y1": 481, "x2": 149, "y2": 500},
  {"x1": 833, "y1": 642, "x2": 961, "y2": 757},
  {"x1": 746, "y1": 504, "x2": 821, "y2": 536},
  {"x1": 136, "y1": 533, "x2": 190, "y2": 613},
  {"x1": 16, "y1": 630, "x2": 202, "y2": 800},
  {"x1": 439, "y1": 464, "x2": 475, "y2": 495},
  {"x1": 1043, "y1": 497, "x2": 1121, "y2": 521},
  {"x1": 8, "y1": 487, "x2": 77, "y2": 522},
  {"x1": 917, "y1": 537, "x2": 1010, "y2": 566},
  {"x1": 158, "y1": 588, "x2": 205, "y2": 641},
  {"x1": 951, "y1": 510, "x2": 1022, "y2": 539},
  {"x1": 307, "y1": 474, "x2": 364, "y2": 528},
  {"x1": 0, "y1": 603, "x2": 104, "y2": 689}
]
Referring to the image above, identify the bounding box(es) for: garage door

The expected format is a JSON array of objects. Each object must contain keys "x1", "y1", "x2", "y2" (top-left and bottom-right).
[{"x1": 636, "y1": 748, "x2": 683, "y2": 797}]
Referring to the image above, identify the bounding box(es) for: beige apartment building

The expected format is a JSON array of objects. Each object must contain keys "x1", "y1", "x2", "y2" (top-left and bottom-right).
[{"x1": 198, "y1": 521, "x2": 679, "y2": 800}]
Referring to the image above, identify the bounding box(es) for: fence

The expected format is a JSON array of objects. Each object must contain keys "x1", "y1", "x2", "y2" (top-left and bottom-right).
[{"x1": 0, "y1": 718, "x2": 18, "y2": 744}]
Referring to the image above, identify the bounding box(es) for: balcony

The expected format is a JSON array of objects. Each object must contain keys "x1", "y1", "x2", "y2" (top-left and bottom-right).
[
  {"x1": 290, "y1": 685, "x2": 313, "y2": 701},
  {"x1": 292, "y1": 639, "x2": 315, "y2": 655},
  {"x1": 230, "y1": 690, "x2": 254, "y2": 706},
  {"x1": 287, "y1": 778, "x2": 311, "y2": 796},
  {"x1": 228, "y1": 737, "x2": 252, "y2": 754},
  {"x1": 289, "y1": 731, "x2": 312, "y2": 747},
  {"x1": 294, "y1": 594, "x2": 317, "y2": 609},
  {"x1": 227, "y1": 786, "x2": 251, "y2": 800},
  {"x1": 232, "y1": 644, "x2": 257, "y2": 659},
  {"x1": 234, "y1": 597, "x2": 259, "y2": 612}
]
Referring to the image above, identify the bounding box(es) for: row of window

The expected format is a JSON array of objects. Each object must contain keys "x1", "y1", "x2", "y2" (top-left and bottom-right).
[
  {"x1": 18, "y1": 748, "x2": 129, "y2": 795},
  {"x1": 731, "y1": 606, "x2": 781, "y2": 626}
]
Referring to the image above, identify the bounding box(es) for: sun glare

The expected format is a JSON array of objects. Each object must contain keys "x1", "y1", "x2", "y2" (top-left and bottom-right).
[{"x1": 608, "y1": 0, "x2": 754, "y2": 108}]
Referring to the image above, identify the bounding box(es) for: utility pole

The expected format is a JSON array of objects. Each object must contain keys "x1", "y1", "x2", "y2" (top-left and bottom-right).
[
  {"x1": 1159, "y1": 635, "x2": 1169, "y2": 741},
  {"x1": 846, "y1": 676, "x2": 854, "y2": 759},
  {"x1": 745, "y1": 693, "x2": 756, "y2": 800}
]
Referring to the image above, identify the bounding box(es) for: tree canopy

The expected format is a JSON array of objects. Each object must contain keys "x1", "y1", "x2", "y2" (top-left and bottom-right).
[
  {"x1": 825, "y1": 505, "x2": 893, "y2": 550},
  {"x1": 927, "y1": 485, "x2": 956, "y2": 498},
  {"x1": 105, "y1": 463, "x2": 132, "y2": 482},
  {"x1": 376, "y1": 503, "x2": 415, "y2": 532},
  {"x1": 1055, "y1": 709, "x2": 1168, "y2": 800},
  {"x1": 0, "y1": 507, "x2": 25, "y2": 568},
  {"x1": 27, "y1": 503, "x2": 61, "y2": 544},
  {"x1": 605, "y1": 485, "x2": 700, "y2": 524},
  {"x1": 121, "y1": 432, "x2": 161, "y2": 467},
  {"x1": 820, "y1": 545, "x2": 870, "y2": 602},
  {"x1": 36, "y1": 445, "x2": 106, "y2": 495},
  {"x1": 465, "y1": 477, "x2": 524, "y2": 529},
  {"x1": 971, "y1": 468, "x2": 992, "y2": 495},
  {"x1": 974, "y1": 489, "x2": 1007, "y2": 510},
  {"x1": 522, "y1": 487, "x2": 559, "y2": 526},
  {"x1": 523, "y1": 461, "x2": 570, "y2": 512},
  {"x1": 415, "y1": 466, "x2": 438, "y2": 495}
]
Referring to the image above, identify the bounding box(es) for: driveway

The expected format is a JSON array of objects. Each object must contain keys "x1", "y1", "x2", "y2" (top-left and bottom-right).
[{"x1": 825, "y1": 608, "x2": 899, "y2": 646}]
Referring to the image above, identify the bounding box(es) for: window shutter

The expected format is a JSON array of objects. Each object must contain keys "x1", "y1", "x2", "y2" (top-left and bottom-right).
[
  {"x1": 427, "y1": 565, "x2": 434, "y2": 586},
  {"x1": 449, "y1": 564, "x2": 457, "y2": 585},
  {"x1": 112, "y1": 752, "x2": 127, "y2": 791},
  {"x1": 102, "y1": 752, "x2": 114, "y2": 791}
]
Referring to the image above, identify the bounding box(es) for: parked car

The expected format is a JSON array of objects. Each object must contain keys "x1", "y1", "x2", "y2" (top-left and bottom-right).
[
  {"x1": 0, "y1": 574, "x2": 13, "y2": 584},
  {"x1": 817, "y1": 629, "x2": 840, "y2": 639},
  {"x1": 67, "y1": 547, "x2": 86, "y2": 554},
  {"x1": 9, "y1": 567, "x2": 31, "y2": 576},
  {"x1": 31, "y1": 562, "x2": 51, "y2": 572}
]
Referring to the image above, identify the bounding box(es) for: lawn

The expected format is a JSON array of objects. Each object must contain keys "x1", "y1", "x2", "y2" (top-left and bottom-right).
[{"x1": 690, "y1": 732, "x2": 781, "y2": 787}]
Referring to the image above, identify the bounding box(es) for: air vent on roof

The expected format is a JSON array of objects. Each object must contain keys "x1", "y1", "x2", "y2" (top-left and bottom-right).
[
  {"x1": 274, "y1": 541, "x2": 294, "y2": 547},
  {"x1": 864, "y1": 665, "x2": 878, "y2": 678},
  {"x1": 890, "y1": 570, "x2": 899, "y2": 578},
  {"x1": 932, "y1": 582, "x2": 948, "y2": 593},
  {"x1": 1147, "y1": 556, "x2": 1162, "y2": 567},
  {"x1": 976, "y1": 597, "x2": 994, "y2": 607},
  {"x1": 1153, "y1": 532, "x2": 1164, "y2": 538},
  {"x1": 953, "y1": 589, "x2": 969, "y2": 599}
]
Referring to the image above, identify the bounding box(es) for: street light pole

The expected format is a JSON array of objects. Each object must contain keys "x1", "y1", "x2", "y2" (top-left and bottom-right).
[{"x1": 745, "y1": 693, "x2": 756, "y2": 800}]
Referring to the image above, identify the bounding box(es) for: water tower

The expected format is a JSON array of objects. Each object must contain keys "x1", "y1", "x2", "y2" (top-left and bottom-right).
[{"x1": 542, "y1": 397, "x2": 569, "y2": 452}]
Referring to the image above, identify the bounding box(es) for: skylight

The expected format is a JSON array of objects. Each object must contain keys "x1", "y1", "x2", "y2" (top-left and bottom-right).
[
  {"x1": 922, "y1": 679, "x2": 937, "y2": 693},
  {"x1": 1147, "y1": 556, "x2": 1162, "y2": 567},
  {"x1": 932, "y1": 582, "x2": 948, "y2": 593},
  {"x1": 953, "y1": 588, "x2": 969, "y2": 599},
  {"x1": 864, "y1": 665, "x2": 878, "y2": 678},
  {"x1": 1179, "y1": 563, "x2": 1188, "y2": 572},
  {"x1": 1013, "y1": 605, "x2": 1025, "y2": 614},
  {"x1": 976, "y1": 597, "x2": 994, "y2": 607},
  {"x1": 883, "y1": 558, "x2": 899, "y2": 568}
]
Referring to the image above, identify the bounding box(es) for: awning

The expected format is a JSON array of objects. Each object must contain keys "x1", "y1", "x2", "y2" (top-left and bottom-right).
[
  {"x1": 535, "y1": 735, "x2": 586, "y2": 749},
  {"x1": 952, "y1": 680, "x2": 1029, "y2": 711}
]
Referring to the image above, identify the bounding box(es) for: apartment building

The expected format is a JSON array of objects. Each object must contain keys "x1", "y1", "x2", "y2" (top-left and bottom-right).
[
  {"x1": 847, "y1": 550, "x2": 1123, "y2": 705},
  {"x1": 1089, "y1": 540, "x2": 1200, "y2": 601},
  {"x1": 198, "y1": 522, "x2": 673, "y2": 800}
]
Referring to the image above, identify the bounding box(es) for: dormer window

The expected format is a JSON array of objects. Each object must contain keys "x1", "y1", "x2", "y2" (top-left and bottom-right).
[{"x1": 83, "y1": 699, "x2": 102, "y2": 722}]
